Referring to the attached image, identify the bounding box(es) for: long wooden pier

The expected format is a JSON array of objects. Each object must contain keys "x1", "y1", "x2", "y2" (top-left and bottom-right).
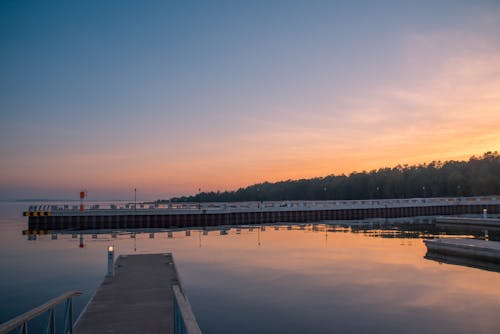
[
  {"x1": 24, "y1": 196, "x2": 499, "y2": 231},
  {"x1": 75, "y1": 253, "x2": 201, "y2": 334}
]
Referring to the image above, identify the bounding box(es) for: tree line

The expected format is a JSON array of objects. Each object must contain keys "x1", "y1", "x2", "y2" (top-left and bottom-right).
[{"x1": 168, "y1": 152, "x2": 499, "y2": 202}]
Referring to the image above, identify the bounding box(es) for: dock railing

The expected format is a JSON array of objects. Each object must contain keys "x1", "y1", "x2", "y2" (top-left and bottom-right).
[
  {"x1": 0, "y1": 291, "x2": 81, "y2": 334},
  {"x1": 173, "y1": 285, "x2": 202, "y2": 334},
  {"x1": 23, "y1": 196, "x2": 500, "y2": 216}
]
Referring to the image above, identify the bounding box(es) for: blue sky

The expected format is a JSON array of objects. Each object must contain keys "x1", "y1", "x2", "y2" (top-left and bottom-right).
[{"x1": 1, "y1": 1, "x2": 499, "y2": 200}]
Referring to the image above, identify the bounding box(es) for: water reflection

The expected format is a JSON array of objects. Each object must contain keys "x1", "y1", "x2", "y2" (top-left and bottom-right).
[
  {"x1": 20, "y1": 221, "x2": 498, "y2": 276},
  {"x1": 425, "y1": 252, "x2": 500, "y2": 273},
  {"x1": 2, "y1": 205, "x2": 500, "y2": 333},
  {"x1": 21, "y1": 219, "x2": 492, "y2": 247}
]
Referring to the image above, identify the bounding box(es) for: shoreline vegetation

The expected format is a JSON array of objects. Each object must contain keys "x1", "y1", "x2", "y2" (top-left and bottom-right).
[{"x1": 167, "y1": 152, "x2": 499, "y2": 203}]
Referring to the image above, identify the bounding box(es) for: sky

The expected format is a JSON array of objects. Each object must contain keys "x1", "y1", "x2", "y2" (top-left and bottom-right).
[{"x1": 1, "y1": 1, "x2": 499, "y2": 200}]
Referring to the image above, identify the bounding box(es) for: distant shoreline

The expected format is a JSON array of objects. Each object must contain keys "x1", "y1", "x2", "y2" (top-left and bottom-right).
[{"x1": 1, "y1": 199, "x2": 131, "y2": 203}]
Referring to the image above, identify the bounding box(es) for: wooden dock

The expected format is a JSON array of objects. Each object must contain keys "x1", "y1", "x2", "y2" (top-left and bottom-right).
[
  {"x1": 424, "y1": 238, "x2": 500, "y2": 264},
  {"x1": 75, "y1": 253, "x2": 201, "y2": 334}
]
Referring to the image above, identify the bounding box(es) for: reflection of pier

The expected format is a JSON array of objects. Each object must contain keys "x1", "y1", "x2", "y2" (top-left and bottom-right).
[
  {"x1": 436, "y1": 216, "x2": 500, "y2": 231},
  {"x1": 23, "y1": 219, "x2": 451, "y2": 249},
  {"x1": 435, "y1": 217, "x2": 500, "y2": 241},
  {"x1": 425, "y1": 252, "x2": 500, "y2": 273},
  {"x1": 23, "y1": 196, "x2": 500, "y2": 231}
]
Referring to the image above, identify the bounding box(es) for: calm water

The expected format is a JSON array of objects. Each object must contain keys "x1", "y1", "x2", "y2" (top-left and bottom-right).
[{"x1": 1, "y1": 202, "x2": 499, "y2": 333}]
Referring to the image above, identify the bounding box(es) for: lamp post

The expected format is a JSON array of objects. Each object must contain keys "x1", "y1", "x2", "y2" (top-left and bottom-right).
[
  {"x1": 107, "y1": 245, "x2": 115, "y2": 277},
  {"x1": 198, "y1": 188, "x2": 201, "y2": 210}
]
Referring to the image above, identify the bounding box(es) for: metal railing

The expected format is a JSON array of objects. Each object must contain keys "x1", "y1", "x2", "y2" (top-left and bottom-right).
[
  {"x1": 173, "y1": 285, "x2": 202, "y2": 334},
  {"x1": 0, "y1": 291, "x2": 81, "y2": 334},
  {"x1": 23, "y1": 196, "x2": 500, "y2": 215}
]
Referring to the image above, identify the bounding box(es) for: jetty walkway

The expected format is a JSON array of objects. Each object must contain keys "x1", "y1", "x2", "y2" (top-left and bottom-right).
[
  {"x1": 75, "y1": 253, "x2": 201, "y2": 334},
  {"x1": 0, "y1": 253, "x2": 202, "y2": 334}
]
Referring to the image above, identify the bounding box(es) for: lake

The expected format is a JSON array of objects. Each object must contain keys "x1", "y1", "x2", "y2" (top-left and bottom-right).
[{"x1": 1, "y1": 202, "x2": 499, "y2": 333}]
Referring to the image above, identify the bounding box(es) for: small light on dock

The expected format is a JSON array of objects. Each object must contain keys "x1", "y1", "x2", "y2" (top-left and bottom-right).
[{"x1": 107, "y1": 245, "x2": 115, "y2": 276}]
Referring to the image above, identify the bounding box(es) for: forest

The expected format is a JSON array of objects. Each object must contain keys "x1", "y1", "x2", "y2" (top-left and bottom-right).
[{"x1": 169, "y1": 152, "x2": 499, "y2": 202}]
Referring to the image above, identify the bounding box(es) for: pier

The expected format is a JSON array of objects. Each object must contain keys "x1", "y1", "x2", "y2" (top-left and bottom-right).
[
  {"x1": 0, "y1": 253, "x2": 201, "y2": 334},
  {"x1": 424, "y1": 238, "x2": 500, "y2": 264},
  {"x1": 75, "y1": 253, "x2": 201, "y2": 334},
  {"x1": 435, "y1": 216, "x2": 500, "y2": 231},
  {"x1": 23, "y1": 196, "x2": 499, "y2": 231}
]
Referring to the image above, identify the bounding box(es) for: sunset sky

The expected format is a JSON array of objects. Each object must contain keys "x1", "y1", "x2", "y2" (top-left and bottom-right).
[{"x1": 1, "y1": 1, "x2": 499, "y2": 200}]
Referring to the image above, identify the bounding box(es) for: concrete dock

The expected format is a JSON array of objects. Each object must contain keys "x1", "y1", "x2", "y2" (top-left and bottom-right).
[
  {"x1": 435, "y1": 216, "x2": 500, "y2": 231},
  {"x1": 23, "y1": 196, "x2": 500, "y2": 231},
  {"x1": 75, "y1": 253, "x2": 198, "y2": 334},
  {"x1": 424, "y1": 238, "x2": 500, "y2": 264}
]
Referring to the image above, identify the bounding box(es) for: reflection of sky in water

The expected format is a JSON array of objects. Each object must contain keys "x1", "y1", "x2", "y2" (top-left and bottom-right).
[{"x1": 1, "y1": 202, "x2": 499, "y2": 333}]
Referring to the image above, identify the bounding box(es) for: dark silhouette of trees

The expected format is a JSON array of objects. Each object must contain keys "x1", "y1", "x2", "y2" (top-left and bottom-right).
[{"x1": 169, "y1": 152, "x2": 499, "y2": 202}]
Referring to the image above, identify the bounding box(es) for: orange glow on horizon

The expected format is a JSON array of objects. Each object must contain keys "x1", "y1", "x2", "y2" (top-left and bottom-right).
[{"x1": 1, "y1": 24, "x2": 499, "y2": 199}]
